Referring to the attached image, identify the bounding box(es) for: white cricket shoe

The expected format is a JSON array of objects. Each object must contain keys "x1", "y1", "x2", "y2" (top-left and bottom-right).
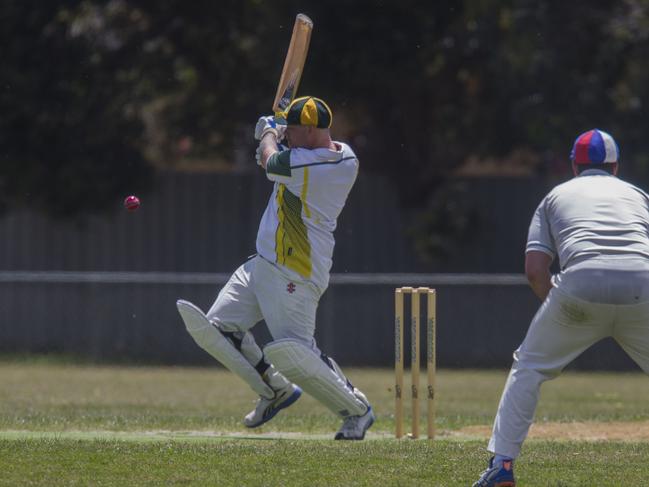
[
  {"x1": 243, "y1": 383, "x2": 302, "y2": 428},
  {"x1": 334, "y1": 388, "x2": 375, "y2": 440},
  {"x1": 334, "y1": 404, "x2": 375, "y2": 440}
]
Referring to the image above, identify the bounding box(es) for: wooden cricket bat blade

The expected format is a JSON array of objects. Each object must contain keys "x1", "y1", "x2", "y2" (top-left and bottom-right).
[{"x1": 272, "y1": 14, "x2": 313, "y2": 113}]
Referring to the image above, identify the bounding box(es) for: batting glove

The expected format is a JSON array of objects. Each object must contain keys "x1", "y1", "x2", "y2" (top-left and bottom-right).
[
  {"x1": 254, "y1": 116, "x2": 286, "y2": 141},
  {"x1": 255, "y1": 146, "x2": 263, "y2": 166}
]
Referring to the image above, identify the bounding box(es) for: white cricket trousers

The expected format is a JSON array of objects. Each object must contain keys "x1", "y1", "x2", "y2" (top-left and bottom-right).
[
  {"x1": 489, "y1": 263, "x2": 649, "y2": 459},
  {"x1": 207, "y1": 255, "x2": 322, "y2": 351}
]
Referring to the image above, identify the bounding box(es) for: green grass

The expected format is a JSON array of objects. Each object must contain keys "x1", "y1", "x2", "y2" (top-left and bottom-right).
[
  {"x1": 0, "y1": 361, "x2": 648, "y2": 485},
  {"x1": 1, "y1": 438, "x2": 649, "y2": 486}
]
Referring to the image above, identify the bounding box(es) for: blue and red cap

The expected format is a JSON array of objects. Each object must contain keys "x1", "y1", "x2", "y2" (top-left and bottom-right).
[{"x1": 570, "y1": 129, "x2": 619, "y2": 165}]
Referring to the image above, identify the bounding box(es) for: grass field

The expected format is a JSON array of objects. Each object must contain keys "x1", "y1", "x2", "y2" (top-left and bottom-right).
[{"x1": 0, "y1": 360, "x2": 648, "y2": 486}]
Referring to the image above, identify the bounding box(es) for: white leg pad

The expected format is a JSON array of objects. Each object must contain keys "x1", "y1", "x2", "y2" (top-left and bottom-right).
[
  {"x1": 264, "y1": 338, "x2": 367, "y2": 417},
  {"x1": 177, "y1": 300, "x2": 274, "y2": 399},
  {"x1": 324, "y1": 355, "x2": 352, "y2": 388}
]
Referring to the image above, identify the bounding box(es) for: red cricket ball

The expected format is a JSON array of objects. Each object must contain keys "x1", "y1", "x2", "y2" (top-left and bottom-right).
[{"x1": 124, "y1": 195, "x2": 140, "y2": 212}]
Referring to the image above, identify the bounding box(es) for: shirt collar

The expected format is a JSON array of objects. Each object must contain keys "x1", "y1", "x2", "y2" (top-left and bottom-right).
[{"x1": 577, "y1": 168, "x2": 614, "y2": 177}]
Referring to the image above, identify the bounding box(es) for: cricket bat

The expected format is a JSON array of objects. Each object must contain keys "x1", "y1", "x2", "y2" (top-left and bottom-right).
[{"x1": 272, "y1": 14, "x2": 313, "y2": 114}]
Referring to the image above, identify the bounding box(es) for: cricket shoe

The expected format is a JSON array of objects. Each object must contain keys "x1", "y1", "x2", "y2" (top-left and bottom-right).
[
  {"x1": 334, "y1": 389, "x2": 375, "y2": 440},
  {"x1": 243, "y1": 383, "x2": 302, "y2": 428},
  {"x1": 472, "y1": 457, "x2": 516, "y2": 487}
]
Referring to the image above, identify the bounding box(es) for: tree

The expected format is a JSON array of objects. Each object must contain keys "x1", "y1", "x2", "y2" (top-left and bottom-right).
[{"x1": 3, "y1": 1, "x2": 649, "y2": 261}]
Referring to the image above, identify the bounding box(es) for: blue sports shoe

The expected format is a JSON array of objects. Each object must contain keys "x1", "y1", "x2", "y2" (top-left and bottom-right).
[
  {"x1": 472, "y1": 457, "x2": 516, "y2": 487},
  {"x1": 243, "y1": 384, "x2": 302, "y2": 428}
]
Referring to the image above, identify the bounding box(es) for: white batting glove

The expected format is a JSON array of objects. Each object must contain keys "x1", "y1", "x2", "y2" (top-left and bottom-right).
[
  {"x1": 254, "y1": 116, "x2": 286, "y2": 141},
  {"x1": 255, "y1": 146, "x2": 263, "y2": 166}
]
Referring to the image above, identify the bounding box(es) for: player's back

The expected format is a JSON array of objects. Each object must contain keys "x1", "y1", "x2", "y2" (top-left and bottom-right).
[
  {"x1": 256, "y1": 142, "x2": 358, "y2": 292},
  {"x1": 291, "y1": 142, "x2": 358, "y2": 231},
  {"x1": 545, "y1": 171, "x2": 649, "y2": 268}
]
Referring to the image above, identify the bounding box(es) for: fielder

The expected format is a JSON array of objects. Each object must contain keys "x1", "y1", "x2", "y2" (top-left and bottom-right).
[
  {"x1": 474, "y1": 129, "x2": 649, "y2": 487},
  {"x1": 177, "y1": 96, "x2": 375, "y2": 440}
]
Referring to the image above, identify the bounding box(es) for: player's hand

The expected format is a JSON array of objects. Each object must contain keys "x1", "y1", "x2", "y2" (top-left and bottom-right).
[
  {"x1": 255, "y1": 146, "x2": 263, "y2": 166},
  {"x1": 254, "y1": 116, "x2": 286, "y2": 141}
]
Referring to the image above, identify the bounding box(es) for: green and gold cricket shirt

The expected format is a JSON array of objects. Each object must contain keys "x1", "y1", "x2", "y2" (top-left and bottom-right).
[{"x1": 256, "y1": 142, "x2": 359, "y2": 292}]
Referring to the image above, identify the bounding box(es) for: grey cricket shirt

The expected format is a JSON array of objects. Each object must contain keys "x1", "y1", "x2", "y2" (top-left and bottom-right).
[{"x1": 527, "y1": 168, "x2": 649, "y2": 271}]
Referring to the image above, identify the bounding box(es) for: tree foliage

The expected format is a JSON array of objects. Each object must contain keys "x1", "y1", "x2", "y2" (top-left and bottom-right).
[{"x1": 2, "y1": 0, "x2": 649, "y2": 221}]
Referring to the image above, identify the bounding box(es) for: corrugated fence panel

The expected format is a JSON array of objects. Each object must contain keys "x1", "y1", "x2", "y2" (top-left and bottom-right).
[
  {"x1": 0, "y1": 171, "x2": 510, "y2": 274},
  {"x1": 0, "y1": 277, "x2": 638, "y2": 370},
  {"x1": 0, "y1": 170, "x2": 637, "y2": 368}
]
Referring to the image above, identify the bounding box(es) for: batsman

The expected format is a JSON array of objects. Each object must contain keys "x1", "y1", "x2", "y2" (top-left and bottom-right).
[{"x1": 177, "y1": 96, "x2": 375, "y2": 440}]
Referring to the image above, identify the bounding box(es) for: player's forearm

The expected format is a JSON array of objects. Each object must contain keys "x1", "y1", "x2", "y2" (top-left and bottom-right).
[
  {"x1": 527, "y1": 270, "x2": 552, "y2": 300},
  {"x1": 258, "y1": 133, "x2": 279, "y2": 169},
  {"x1": 525, "y1": 251, "x2": 554, "y2": 300}
]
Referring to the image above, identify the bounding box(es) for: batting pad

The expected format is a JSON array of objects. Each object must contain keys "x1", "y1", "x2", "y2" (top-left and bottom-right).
[
  {"x1": 264, "y1": 339, "x2": 367, "y2": 417},
  {"x1": 177, "y1": 300, "x2": 274, "y2": 399}
]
